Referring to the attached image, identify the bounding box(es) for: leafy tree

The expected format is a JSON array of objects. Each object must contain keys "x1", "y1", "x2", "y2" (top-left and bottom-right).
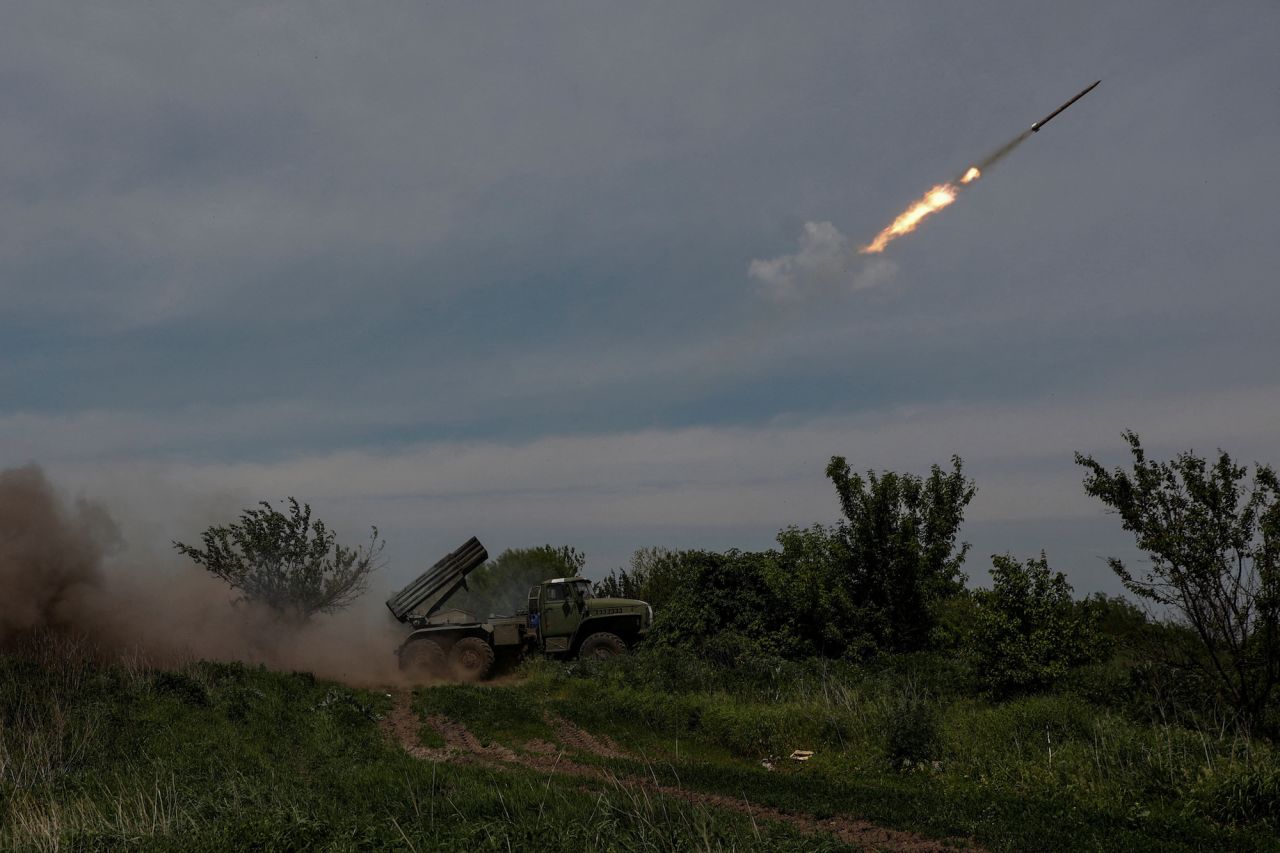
[
  {"x1": 971, "y1": 553, "x2": 1102, "y2": 694},
  {"x1": 174, "y1": 499, "x2": 383, "y2": 620},
  {"x1": 595, "y1": 546, "x2": 685, "y2": 609},
  {"x1": 452, "y1": 545, "x2": 585, "y2": 617},
  {"x1": 647, "y1": 549, "x2": 802, "y2": 661},
  {"x1": 1076, "y1": 432, "x2": 1280, "y2": 730},
  {"x1": 824, "y1": 455, "x2": 976, "y2": 652},
  {"x1": 1079, "y1": 592, "x2": 1153, "y2": 654},
  {"x1": 769, "y1": 524, "x2": 864, "y2": 657}
]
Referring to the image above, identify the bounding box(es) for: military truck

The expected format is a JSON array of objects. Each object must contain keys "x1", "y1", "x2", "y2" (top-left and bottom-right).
[{"x1": 386, "y1": 537, "x2": 653, "y2": 681}]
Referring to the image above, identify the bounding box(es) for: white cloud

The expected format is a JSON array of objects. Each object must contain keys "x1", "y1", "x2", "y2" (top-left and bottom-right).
[{"x1": 749, "y1": 221, "x2": 896, "y2": 301}]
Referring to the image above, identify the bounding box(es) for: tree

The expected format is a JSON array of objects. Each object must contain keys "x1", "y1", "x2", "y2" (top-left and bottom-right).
[
  {"x1": 647, "y1": 549, "x2": 799, "y2": 662},
  {"x1": 595, "y1": 546, "x2": 685, "y2": 609},
  {"x1": 971, "y1": 553, "x2": 1102, "y2": 694},
  {"x1": 1076, "y1": 432, "x2": 1280, "y2": 730},
  {"x1": 173, "y1": 498, "x2": 383, "y2": 620},
  {"x1": 825, "y1": 455, "x2": 976, "y2": 652},
  {"x1": 769, "y1": 524, "x2": 863, "y2": 657}
]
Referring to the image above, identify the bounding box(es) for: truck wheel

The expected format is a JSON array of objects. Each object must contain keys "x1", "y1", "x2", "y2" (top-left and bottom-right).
[
  {"x1": 399, "y1": 639, "x2": 446, "y2": 678},
  {"x1": 579, "y1": 632, "x2": 627, "y2": 661},
  {"x1": 448, "y1": 637, "x2": 495, "y2": 682}
]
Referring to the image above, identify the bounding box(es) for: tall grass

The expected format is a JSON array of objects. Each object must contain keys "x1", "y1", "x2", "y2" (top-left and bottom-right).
[
  {"x1": 0, "y1": 633, "x2": 829, "y2": 851},
  {"x1": 508, "y1": 648, "x2": 1279, "y2": 847}
]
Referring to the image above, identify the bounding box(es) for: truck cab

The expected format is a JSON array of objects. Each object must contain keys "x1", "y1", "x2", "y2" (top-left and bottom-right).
[{"x1": 526, "y1": 577, "x2": 651, "y2": 657}]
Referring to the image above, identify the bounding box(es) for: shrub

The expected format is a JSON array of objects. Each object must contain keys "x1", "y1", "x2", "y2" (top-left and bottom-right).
[
  {"x1": 173, "y1": 498, "x2": 382, "y2": 619},
  {"x1": 885, "y1": 685, "x2": 942, "y2": 768},
  {"x1": 825, "y1": 454, "x2": 976, "y2": 653},
  {"x1": 971, "y1": 553, "x2": 1103, "y2": 695}
]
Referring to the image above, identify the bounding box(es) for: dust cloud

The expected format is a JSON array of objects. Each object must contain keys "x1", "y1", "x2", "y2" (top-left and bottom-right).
[{"x1": 0, "y1": 464, "x2": 413, "y2": 686}]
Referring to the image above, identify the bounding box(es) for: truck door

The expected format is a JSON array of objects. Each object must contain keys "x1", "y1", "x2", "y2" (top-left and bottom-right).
[
  {"x1": 538, "y1": 582, "x2": 576, "y2": 653},
  {"x1": 526, "y1": 586, "x2": 541, "y2": 633}
]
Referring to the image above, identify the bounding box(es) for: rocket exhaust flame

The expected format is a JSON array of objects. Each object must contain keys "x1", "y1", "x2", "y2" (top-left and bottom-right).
[
  {"x1": 860, "y1": 81, "x2": 1097, "y2": 254},
  {"x1": 858, "y1": 129, "x2": 1032, "y2": 254},
  {"x1": 861, "y1": 156, "x2": 995, "y2": 254},
  {"x1": 860, "y1": 180, "x2": 966, "y2": 254},
  {"x1": 859, "y1": 130, "x2": 1033, "y2": 254}
]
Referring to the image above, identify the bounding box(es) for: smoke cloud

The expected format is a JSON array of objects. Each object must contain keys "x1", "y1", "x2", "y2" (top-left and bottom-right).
[
  {"x1": 0, "y1": 464, "x2": 412, "y2": 686},
  {"x1": 749, "y1": 221, "x2": 896, "y2": 301}
]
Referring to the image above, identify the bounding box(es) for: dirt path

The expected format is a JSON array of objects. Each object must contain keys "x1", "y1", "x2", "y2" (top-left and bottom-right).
[{"x1": 381, "y1": 693, "x2": 980, "y2": 852}]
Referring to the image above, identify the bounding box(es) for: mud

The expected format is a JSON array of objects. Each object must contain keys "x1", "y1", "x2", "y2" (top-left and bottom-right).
[
  {"x1": 381, "y1": 693, "x2": 981, "y2": 852},
  {"x1": 546, "y1": 712, "x2": 630, "y2": 760}
]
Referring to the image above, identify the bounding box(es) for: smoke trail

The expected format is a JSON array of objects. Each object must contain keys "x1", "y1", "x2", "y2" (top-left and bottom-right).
[
  {"x1": 749, "y1": 221, "x2": 897, "y2": 300},
  {"x1": 973, "y1": 129, "x2": 1032, "y2": 172},
  {"x1": 0, "y1": 464, "x2": 413, "y2": 686}
]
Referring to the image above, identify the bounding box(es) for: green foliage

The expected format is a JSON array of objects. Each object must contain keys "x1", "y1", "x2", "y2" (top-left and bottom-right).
[
  {"x1": 1185, "y1": 762, "x2": 1280, "y2": 829},
  {"x1": 647, "y1": 549, "x2": 804, "y2": 660},
  {"x1": 173, "y1": 498, "x2": 382, "y2": 619},
  {"x1": 1077, "y1": 432, "x2": 1280, "y2": 730},
  {"x1": 414, "y1": 683, "x2": 553, "y2": 744},
  {"x1": 885, "y1": 685, "x2": 942, "y2": 768},
  {"x1": 0, "y1": 637, "x2": 820, "y2": 852},
  {"x1": 769, "y1": 524, "x2": 867, "y2": 657},
  {"x1": 451, "y1": 544, "x2": 585, "y2": 616},
  {"x1": 825, "y1": 455, "x2": 976, "y2": 652},
  {"x1": 514, "y1": 652, "x2": 1278, "y2": 849},
  {"x1": 1082, "y1": 592, "x2": 1150, "y2": 646},
  {"x1": 627, "y1": 458, "x2": 974, "y2": 663},
  {"x1": 929, "y1": 590, "x2": 981, "y2": 651},
  {"x1": 971, "y1": 553, "x2": 1104, "y2": 695},
  {"x1": 643, "y1": 531, "x2": 876, "y2": 661},
  {"x1": 595, "y1": 546, "x2": 685, "y2": 608}
]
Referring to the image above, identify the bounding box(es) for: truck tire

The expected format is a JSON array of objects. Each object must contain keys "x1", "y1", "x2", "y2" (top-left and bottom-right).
[
  {"x1": 448, "y1": 637, "x2": 495, "y2": 681},
  {"x1": 399, "y1": 639, "x2": 446, "y2": 678},
  {"x1": 579, "y1": 632, "x2": 627, "y2": 661}
]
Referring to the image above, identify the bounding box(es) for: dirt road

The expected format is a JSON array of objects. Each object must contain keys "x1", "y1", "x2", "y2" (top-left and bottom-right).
[{"x1": 381, "y1": 692, "x2": 981, "y2": 852}]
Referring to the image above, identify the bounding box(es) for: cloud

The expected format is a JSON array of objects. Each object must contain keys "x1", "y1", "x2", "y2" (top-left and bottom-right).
[
  {"x1": 748, "y1": 221, "x2": 896, "y2": 301},
  {"x1": 19, "y1": 378, "x2": 1278, "y2": 596}
]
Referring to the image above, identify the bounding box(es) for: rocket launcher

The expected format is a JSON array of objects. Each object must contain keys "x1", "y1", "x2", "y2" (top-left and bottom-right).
[{"x1": 385, "y1": 536, "x2": 489, "y2": 623}]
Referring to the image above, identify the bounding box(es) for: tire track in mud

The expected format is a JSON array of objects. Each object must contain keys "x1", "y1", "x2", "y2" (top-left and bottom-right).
[{"x1": 381, "y1": 692, "x2": 981, "y2": 852}]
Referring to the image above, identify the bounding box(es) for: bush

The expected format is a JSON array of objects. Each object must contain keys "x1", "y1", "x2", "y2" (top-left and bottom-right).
[
  {"x1": 595, "y1": 546, "x2": 686, "y2": 609},
  {"x1": 885, "y1": 685, "x2": 941, "y2": 768},
  {"x1": 825, "y1": 454, "x2": 976, "y2": 653},
  {"x1": 173, "y1": 498, "x2": 382, "y2": 619},
  {"x1": 971, "y1": 553, "x2": 1103, "y2": 695}
]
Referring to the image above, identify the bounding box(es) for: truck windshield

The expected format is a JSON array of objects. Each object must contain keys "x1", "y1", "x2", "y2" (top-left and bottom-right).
[{"x1": 573, "y1": 580, "x2": 594, "y2": 599}]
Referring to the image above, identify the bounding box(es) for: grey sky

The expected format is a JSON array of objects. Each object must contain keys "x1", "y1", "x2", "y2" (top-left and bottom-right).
[{"x1": 3, "y1": 2, "x2": 1278, "y2": 595}]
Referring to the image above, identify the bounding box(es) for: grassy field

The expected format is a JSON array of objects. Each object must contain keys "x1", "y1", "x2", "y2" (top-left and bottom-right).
[
  {"x1": 2, "y1": 634, "x2": 1277, "y2": 851},
  {"x1": 415, "y1": 653, "x2": 1280, "y2": 852},
  {"x1": 0, "y1": 635, "x2": 826, "y2": 851}
]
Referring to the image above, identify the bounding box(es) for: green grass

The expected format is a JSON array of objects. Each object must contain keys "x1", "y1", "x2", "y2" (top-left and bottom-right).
[
  {"x1": 0, "y1": 634, "x2": 839, "y2": 851},
  {"x1": 413, "y1": 681, "x2": 554, "y2": 745},
  {"x1": 409, "y1": 653, "x2": 1280, "y2": 853},
  {"x1": 4, "y1": 633, "x2": 1277, "y2": 851}
]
